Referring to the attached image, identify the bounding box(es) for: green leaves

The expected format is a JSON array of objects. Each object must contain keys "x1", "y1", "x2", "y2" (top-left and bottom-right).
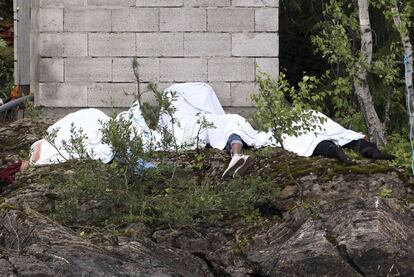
[
  {"x1": 0, "y1": 38, "x2": 13, "y2": 98},
  {"x1": 0, "y1": 39, "x2": 7, "y2": 49},
  {"x1": 252, "y1": 71, "x2": 325, "y2": 148},
  {"x1": 378, "y1": 187, "x2": 393, "y2": 198},
  {"x1": 309, "y1": 0, "x2": 412, "y2": 133},
  {"x1": 101, "y1": 114, "x2": 146, "y2": 174}
]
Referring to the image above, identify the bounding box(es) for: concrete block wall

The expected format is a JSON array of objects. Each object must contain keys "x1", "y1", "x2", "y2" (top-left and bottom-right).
[{"x1": 34, "y1": 0, "x2": 279, "y2": 108}]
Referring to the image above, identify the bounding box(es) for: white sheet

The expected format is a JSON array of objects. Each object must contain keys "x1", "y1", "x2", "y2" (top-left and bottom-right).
[
  {"x1": 30, "y1": 83, "x2": 366, "y2": 165},
  {"x1": 162, "y1": 83, "x2": 365, "y2": 155},
  {"x1": 30, "y1": 102, "x2": 157, "y2": 166},
  {"x1": 281, "y1": 111, "x2": 365, "y2": 156},
  {"x1": 30, "y1": 108, "x2": 113, "y2": 166},
  {"x1": 162, "y1": 83, "x2": 275, "y2": 150}
]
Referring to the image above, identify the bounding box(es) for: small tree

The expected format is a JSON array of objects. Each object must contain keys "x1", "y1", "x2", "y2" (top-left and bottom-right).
[
  {"x1": 251, "y1": 72, "x2": 325, "y2": 148},
  {"x1": 100, "y1": 114, "x2": 147, "y2": 173},
  {"x1": 372, "y1": 0, "x2": 413, "y2": 138},
  {"x1": 195, "y1": 113, "x2": 216, "y2": 152},
  {"x1": 146, "y1": 83, "x2": 181, "y2": 153},
  {"x1": 312, "y1": 0, "x2": 389, "y2": 146}
]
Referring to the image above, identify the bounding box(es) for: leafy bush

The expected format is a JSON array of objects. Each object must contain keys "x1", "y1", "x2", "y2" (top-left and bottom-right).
[
  {"x1": 51, "y1": 157, "x2": 280, "y2": 228},
  {"x1": 384, "y1": 132, "x2": 412, "y2": 171},
  {"x1": 0, "y1": 39, "x2": 13, "y2": 98},
  {"x1": 251, "y1": 71, "x2": 325, "y2": 148},
  {"x1": 100, "y1": 113, "x2": 149, "y2": 175}
]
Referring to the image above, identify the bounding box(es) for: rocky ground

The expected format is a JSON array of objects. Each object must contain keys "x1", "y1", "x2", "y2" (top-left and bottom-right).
[{"x1": 1, "y1": 119, "x2": 414, "y2": 276}]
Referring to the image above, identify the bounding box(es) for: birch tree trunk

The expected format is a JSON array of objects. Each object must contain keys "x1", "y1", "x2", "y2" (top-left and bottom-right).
[
  {"x1": 354, "y1": 0, "x2": 387, "y2": 146},
  {"x1": 391, "y1": 1, "x2": 414, "y2": 138}
]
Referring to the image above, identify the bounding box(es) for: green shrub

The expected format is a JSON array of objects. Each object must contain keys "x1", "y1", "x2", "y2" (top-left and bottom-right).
[
  {"x1": 384, "y1": 132, "x2": 412, "y2": 171},
  {"x1": 0, "y1": 39, "x2": 13, "y2": 98},
  {"x1": 51, "y1": 159, "x2": 281, "y2": 228},
  {"x1": 100, "y1": 113, "x2": 149, "y2": 176},
  {"x1": 251, "y1": 71, "x2": 325, "y2": 148}
]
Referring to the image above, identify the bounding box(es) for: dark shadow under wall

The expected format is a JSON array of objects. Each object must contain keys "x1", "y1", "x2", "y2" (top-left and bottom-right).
[{"x1": 279, "y1": 0, "x2": 329, "y2": 87}]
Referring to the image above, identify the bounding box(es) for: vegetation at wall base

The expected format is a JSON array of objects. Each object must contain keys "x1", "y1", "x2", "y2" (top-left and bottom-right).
[
  {"x1": 0, "y1": 0, "x2": 13, "y2": 99},
  {"x1": 0, "y1": 38, "x2": 13, "y2": 99}
]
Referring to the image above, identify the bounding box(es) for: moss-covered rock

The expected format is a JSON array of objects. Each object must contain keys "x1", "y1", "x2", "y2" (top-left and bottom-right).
[{"x1": 1, "y1": 118, "x2": 414, "y2": 276}]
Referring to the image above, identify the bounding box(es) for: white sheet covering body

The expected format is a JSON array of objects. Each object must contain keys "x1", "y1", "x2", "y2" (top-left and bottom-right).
[
  {"x1": 30, "y1": 83, "x2": 366, "y2": 165},
  {"x1": 162, "y1": 83, "x2": 365, "y2": 155},
  {"x1": 281, "y1": 111, "x2": 365, "y2": 157},
  {"x1": 30, "y1": 103, "x2": 157, "y2": 166},
  {"x1": 30, "y1": 108, "x2": 113, "y2": 166},
  {"x1": 162, "y1": 83, "x2": 275, "y2": 150}
]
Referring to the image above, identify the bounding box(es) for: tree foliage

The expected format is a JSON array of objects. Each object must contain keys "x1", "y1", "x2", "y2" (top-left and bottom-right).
[
  {"x1": 251, "y1": 71, "x2": 325, "y2": 148},
  {"x1": 281, "y1": 0, "x2": 412, "y2": 135},
  {"x1": 0, "y1": 0, "x2": 13, "y2": 23},
  {"x1": 0, "y1": 39, "x2": 13, "y2": 98}
]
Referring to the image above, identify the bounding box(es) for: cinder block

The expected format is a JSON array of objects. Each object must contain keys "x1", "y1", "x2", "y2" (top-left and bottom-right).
[
  {"x1": 255, "y1": 8, "x2": 279, "y2": 31},
  {"x1": 63, "y1": 33, "x2": 88, "y2": 57},
  {"x1": 232, "y1": 0, "x2": 278, "y2": 7},
  {"x1": 89, "y1": 33, "x2": 135, "y2": 57},
  {"x1": 232, "y1": 33, "x2": 278, "y2": 57},
  {"x1": 136, "y1": 0, "x2": 183, "y2": 7},
  {"x1": 207, "y1": 8, "x2": 254, "y2": 32},
  {"x1": 87, "y1": 83, "x2": 137, "y2": 107},
  {"x1": 160, "y1": 58, "x2": 207, "y2": 82},
  {"x1": 256, "y1": 58, "x2": 279, "y2": 80},
  {"x1": 39, "y1": 9, "x2": 63, "y2": 32},
  {"x1": 137, "y1": 33, "x2": 183, "y2": 57},
  {"x1": 231, "y1": 82, "x2": 256, "y2": 106},
  {"x1": 39, "y1": 58, "x2": 64, "y2": 82},
  {"x1": 184, "y1": 33, "x2": 230, "y2": 57},
  {"x1": 112, "y1": 8, "x2": 159, "y2": 32},
  {"x1": 40, "y1": 33, "x2": 88, "y2": 57},
  {"x1": 39, "y1": 34, "x2": 63, "y2": 57},
  {"x1": 113, "y1": 58, "x2": 159, "y2": 82},
  {"x1": 40, "y1": 0, "x2": 86, "y2": 8},
  {"x1": 38, "y1": 83, "x2": 87, "y2": 107},
  {"x1": 64, "y1": 9, "x2": 111, "y2": 32},
  {"x1": 185, "y1": 0, "x2": 229, "y2": 6},
  {"x1": 208, "y1": 58, "x2": 255, "y2": 82},
  {"x1": 160, "y1": 8, "x2": 206, "y2": 31},
  {"x1": 209, "y1": 82, "x2": 231, "y2": 106},
  {"x1": 65, "y1": 58, "x2": 112, "y2": 82},
  {"x1": 87, "y1": 0, "x2": 135, "y2": 8}
]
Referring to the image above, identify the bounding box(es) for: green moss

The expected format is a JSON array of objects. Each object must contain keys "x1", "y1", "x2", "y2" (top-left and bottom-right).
[
  {"x1": 233, "y1": 235, "x2": 249, "y2": 256},
  {"x1": 0, "y1": 203, "x2": 18, "y2": 210},
  {"x1": 318, "y1": 162, "x2": 393, "y2": 182},
  {"x1": 252, "y1": 148, "x2": 394, "y2": 183},
  {"x1": 397, "y1": 170, "x2": 411, "y2": 184}
]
